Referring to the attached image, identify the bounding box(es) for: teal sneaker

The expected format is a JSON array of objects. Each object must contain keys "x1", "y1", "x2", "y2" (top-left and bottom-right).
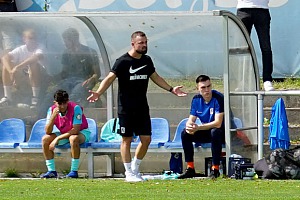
[
  {"x1": 66, "y1": 171, "x2": 78, "y2": 178},
  {"x1": 163, "y1": 171, "x2": 179, "y2": 180},
  {"x1": 40, "y1": 171, "x2": 57, "y2": 179}
]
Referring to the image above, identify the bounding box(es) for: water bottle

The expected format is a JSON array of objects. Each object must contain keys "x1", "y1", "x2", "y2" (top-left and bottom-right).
[
  {"x1": 219, "y1": 161, "x2": 223, "y2": 177},
  {"x1": 207, "y1": 161, "x2": 211, "y2": 175}
]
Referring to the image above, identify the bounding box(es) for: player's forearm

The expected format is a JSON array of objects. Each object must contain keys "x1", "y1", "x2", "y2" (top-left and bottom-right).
[{"x1": 15, "y1": 54, "x2": 42, "y2": 69}]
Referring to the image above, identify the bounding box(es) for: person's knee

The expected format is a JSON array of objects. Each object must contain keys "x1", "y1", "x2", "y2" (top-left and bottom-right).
[
  {"x1": 211, "y1": 128, "x2": 224, "y2": 142},
  {"x1": 121, "y1": 136, "x2": 132, "y2": 147},
  {"x1": 140, "y1": 136, "x2": 151, "y2": 146},
  {"x1": 69, "y1": 135, "x2": 80, "y2": 145},
  {"x1": 42, "y1": 134, "x2": 54, "y2": 145},
  {"x1": 181, "y1": 129, "x2": 190, "y2": 140}
]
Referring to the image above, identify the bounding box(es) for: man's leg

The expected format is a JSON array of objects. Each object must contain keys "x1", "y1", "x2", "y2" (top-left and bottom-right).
[
  {"x1": 178, "y1": 129, "x2": 197, "y2": 179},
  {"x1": 254, "y1": 9, "x2": 273, "y2": 84},
  {"x1": 121, "y1": 136, "x2": 144, "y2": 182},
  {"x1": 41, "y1": 134, "x2": 57, "y2": 178},
  {"x1": 132, "y1": 135, "x2": 151, "y2": 176},
  {"x1": 28, "y1": 63, "x2": 41, "y2": 106},
  {"x1": 237, "y1": 8, "x2": 254, "y2": 35},
  {"x1": 0, "y1": 57, "x2": 13, "y2": 106},
  {"x1": 67, "y1": 133, "x2": 86, "y2": 178},
  {"x1": 210, "y1": 128, "x2": 225, "y2": 178}
]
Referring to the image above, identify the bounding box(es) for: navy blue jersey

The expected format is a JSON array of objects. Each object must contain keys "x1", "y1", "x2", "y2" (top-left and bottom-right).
[
  {"x1": 111, "y1": 53, "x2": 155, "y2": 114},
  {"x1": 190, "y1": 90, "x2": 224, "y2": 124}
]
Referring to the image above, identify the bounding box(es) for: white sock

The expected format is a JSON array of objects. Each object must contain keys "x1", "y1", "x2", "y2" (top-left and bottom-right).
[
  {"x1": 3, "y1": 86, "x2": 12, "y2": 99},
  {"x1": 124, "y1": 162, "x2": 132, "y2": 174},
  {"x1": 132, "y1": 157, "x2": 142, "y2": 173},
  {"x1": 32, "y1": 87, "x2": 40, "y2": 98}
]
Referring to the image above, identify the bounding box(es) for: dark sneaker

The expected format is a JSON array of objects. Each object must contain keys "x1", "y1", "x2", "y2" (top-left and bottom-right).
[
  {"x1": 66, "y1": 171, "x2": 78, "y2": 178},
  {"x1": 178, "y1": 168, "x2": 196, "y2": 179},
  {"x1": 0, "y1": 97, "x2": 11, "y2": 107},
  {"x1": 40, "y1": 171, "x2": 58, "y2": 178},
  {"x1": 209, "y1": 169, "x2": 220, "y2": 179}
]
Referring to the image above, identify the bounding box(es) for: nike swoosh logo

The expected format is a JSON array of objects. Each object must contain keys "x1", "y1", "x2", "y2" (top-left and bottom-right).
[{"x1": 129, "y1": 65, "x2": 147, "y2": 74}]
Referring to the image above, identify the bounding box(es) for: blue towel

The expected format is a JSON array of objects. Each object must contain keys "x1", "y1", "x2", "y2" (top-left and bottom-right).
[{"x1": 269, "y1": 98, "x2": 290, "y2": 150}]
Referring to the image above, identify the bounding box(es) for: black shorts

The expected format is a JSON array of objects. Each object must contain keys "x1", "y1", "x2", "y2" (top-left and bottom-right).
[{"x1": 118, "y1": 113, "x2": 151, "y2": 137}]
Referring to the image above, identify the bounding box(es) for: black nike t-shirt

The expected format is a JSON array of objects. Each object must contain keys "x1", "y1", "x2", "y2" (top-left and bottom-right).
[{"x1": 111, "y1": 53, "x2": 155, "y2": 114}]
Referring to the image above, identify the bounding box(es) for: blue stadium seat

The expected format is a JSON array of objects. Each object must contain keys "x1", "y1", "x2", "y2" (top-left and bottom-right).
[
  {"x1": 164, "y1": 118, "x2": 187, "y2": 149},
  {"x1": 19, "y1": 118, "x2": 46, "y2": 149},
  {"x1": 131, "y1": 118, "x2": 170, "y2": 149},
  {"x1": 0, "y1": 118, "x2": 26, "y2": 148},
  {"x1": 20, "y1": 118, "x2": 98, "y2": 149}
]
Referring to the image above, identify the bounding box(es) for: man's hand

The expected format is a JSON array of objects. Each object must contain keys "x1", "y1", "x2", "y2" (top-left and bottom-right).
[
  {"x1": 172, "y1": 86, "x2": 187, "y2": 97},
  {"x1": 87, "y1": 90, "x2": 100, "y2": 102},
  {"x1": 51, "y1": 107, "x2": 60, "y2": 119},
  {"x1": 49, "y1": 138, "x2": 59, "y2": 151},
  {"x1": 185, "y1": 122, "x2": 198, "y2": 135}
]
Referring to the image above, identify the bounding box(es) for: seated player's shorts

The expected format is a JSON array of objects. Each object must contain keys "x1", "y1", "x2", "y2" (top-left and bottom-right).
[
  {"x1": 54, "y1": 129, "x2": 91, "y2": 145},
  {"x1": 118, "y1": 113, "x2": 151, "y2": 137}
]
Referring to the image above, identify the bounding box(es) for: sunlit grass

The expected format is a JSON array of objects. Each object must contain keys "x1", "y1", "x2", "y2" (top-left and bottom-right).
[{"x1": 1, "y1": 178, "x2": 300, "y2": 199}]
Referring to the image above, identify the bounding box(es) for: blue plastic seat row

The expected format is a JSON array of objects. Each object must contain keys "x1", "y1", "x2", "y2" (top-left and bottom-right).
[
  {"x1": 0, "y1": 118, "x2": 98, "y2": 149},
  {"x1": 0, "y1": 117, "x2": 240, "y2": 150}
]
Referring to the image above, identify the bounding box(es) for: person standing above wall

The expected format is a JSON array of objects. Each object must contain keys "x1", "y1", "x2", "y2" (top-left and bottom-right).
[{"x1": 237, "y1": 0, "x2": 275, "y2": 91}]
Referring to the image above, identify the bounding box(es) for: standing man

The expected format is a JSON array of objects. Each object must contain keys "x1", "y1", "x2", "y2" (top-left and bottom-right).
[
  {"x1": 237, "y1": 0, "x2": 274, "y2": 91},
  {"x1": 40, "y1": 90, "x2": 91, "y2": 178},
  {"x1": 87, "y1": 31, "x2": 187, "y2": 182},
  {"x1": 178, "y1": 75, "x2": 224, "y2": 179}
]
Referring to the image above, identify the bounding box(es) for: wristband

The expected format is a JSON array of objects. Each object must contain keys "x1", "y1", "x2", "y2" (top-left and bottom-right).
[{"x1": 169, "y1": 87, "x2": 173, "y2": 92}]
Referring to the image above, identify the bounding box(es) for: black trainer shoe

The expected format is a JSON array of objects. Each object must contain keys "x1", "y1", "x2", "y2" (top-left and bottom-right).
[
  {"x1": 209, "y1": 169, "x2": 220, "y2": 179},
  {"x1": 178, "y1": 168, "x2": 196, "y2": 179}
]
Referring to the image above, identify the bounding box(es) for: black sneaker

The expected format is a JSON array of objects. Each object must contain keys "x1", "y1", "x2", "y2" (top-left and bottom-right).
[
  {"x1": 209, "y1": 169, "x2": 220, "y2": 179},
  {"x1": 178, "y1": 168, "x2": 196, "y2": 179}
]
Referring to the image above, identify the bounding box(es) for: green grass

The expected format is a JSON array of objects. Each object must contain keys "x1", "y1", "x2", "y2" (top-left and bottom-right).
[
  {"x1": 147, "y1": 77, "x2": 300, "y2": 93},
  {"x1": 0, "y1": 178, "x2": 300, "y2": 199},
  {"x1": 96, "y1": 77, "x2": 300, "y2": 94}
]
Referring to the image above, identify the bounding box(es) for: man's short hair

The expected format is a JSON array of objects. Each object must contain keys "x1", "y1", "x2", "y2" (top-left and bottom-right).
[
  {"x1": 131, "y1": 31, "x2": 146, "y2": 40},
  {"x1": 54, "y1": 89, "x2": 69, "y2": 103},
  {"x1": 196, "y1": 75, "x2": 210, "y2": 83},
  {"x1": 62, "y1": 28, "x2": 79, "y2": 41}
]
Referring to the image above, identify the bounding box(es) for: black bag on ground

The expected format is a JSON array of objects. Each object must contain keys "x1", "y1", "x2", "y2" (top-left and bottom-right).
[
  {"x1": 254, "y1": 147, "x2": 300, "y2": 179},
  {"x1": 169, "y1": 153, "x2": 183, "y2": 174}
]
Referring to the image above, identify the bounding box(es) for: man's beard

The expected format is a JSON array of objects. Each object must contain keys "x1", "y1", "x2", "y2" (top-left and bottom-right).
[{"x1": 136, "y1": 48, "x2": 147, "y2": 55}]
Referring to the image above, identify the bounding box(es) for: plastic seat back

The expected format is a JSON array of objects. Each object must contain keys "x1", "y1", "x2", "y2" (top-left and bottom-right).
[
  {"x1": 0, "y1": 118, "x2": 26, "y2": 147},
  {"x1": 150, "y1": 117, "x2": 170, "y2": 145},
  {"x1": 86, "y1": 118, "x2": 98, "y2": 143},
  {"x1": 28, "y1": 118, "x2": 47, "y2": 143}
]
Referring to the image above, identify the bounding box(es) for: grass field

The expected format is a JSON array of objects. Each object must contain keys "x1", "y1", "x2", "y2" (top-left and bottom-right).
[
  {"x1": 145, "y1": 77, "x2": 300, "y2": 93},
  {"x1": 1, "y1": 178, "x2": 300, "y2": 199}
]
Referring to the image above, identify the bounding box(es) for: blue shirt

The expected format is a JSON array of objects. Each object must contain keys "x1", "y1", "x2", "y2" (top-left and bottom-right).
[{"x1": 190, "y1": 90, "x2": 224, "y2": 124}]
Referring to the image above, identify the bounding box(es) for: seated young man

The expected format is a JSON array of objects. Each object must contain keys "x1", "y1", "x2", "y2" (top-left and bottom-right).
[
  {"x1": 178, "y1": 75, "x2": 225, "y2": 179},
  {"x1": 40, "y1": 89, "x2": 91, "y2": 178},
  {"x1": 0, "y1": 29, "x2": 43, "y2": 107}
]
